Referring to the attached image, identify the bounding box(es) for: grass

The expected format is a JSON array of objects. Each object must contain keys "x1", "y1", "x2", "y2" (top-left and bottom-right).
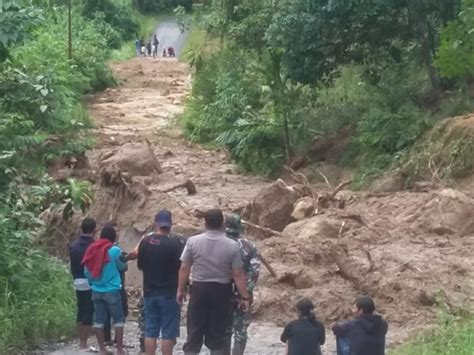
[
  {"x1": 111, "y1": 12, "x2": 172, "y2": 61},
  {"x1": 0, "y1": 257, "x2": 76, "y2": 353},
  {"x1": 390, "y1": 314, "x2": 474, "y2": 355}
]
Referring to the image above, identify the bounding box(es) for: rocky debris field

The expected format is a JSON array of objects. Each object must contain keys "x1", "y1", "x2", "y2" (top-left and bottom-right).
[{"x1": 42, "y1": 36, "x2": 474, "y2": 354}]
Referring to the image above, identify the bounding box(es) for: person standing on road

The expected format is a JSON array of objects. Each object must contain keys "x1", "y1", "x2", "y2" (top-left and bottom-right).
[
  {"x1": 69, "y1": 217, "x2": 97, "y2": 351},
  {"x1": 137, "y1": 210, "x2": 185, "y2": 355},
  {"x1": 224, "y1": 214, "x2": 261, "y2": 355},
  {"x1": 177, "y1": 209, "x2": 251, "y2": 355},
  {"x1": 135, "y1": 38, "x2": 141, "y2": 57},
  {"x1": 83, "y1": 226, "x2": 128, "y2": 355},
  {"x1": 153, "y1": 35, "x2": 159, "y2": 54},
  {"x1": 102, "y1": 221, "x2": 129, "y2": 348}
]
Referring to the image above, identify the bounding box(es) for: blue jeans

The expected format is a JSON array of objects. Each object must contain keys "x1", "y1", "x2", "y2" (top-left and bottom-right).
[
  {"x1": 92, "y1": 291, "x2": 124, "y2": 329},
  {"x1": 144, "y1": 292, "x2": 180, "y2": 340},
  {"x1": 336, "y1": 336, "x2": 351, "y2": 355}
]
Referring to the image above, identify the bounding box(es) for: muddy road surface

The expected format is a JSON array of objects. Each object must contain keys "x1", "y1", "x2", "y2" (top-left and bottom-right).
[
  {"x1": 41, "y1": 20, "x2": 304, "y2": 355},
  {"x1": 40, "y1": 19, "x2": 474, "y2": 355},
  {"x1": 151, "y1": 20, "x2": 188, "y2": 56}
]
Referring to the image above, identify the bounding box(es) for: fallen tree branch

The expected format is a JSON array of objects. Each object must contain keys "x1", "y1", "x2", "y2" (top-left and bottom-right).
[
  {"x1": 159, "y1": 179, "x2": 197, "y2": 195},
  {"x1": 282, "y1": 166, "x2": 316, "y2": 198},
  {"x1": 242, "y1": 219, "x2": 288, "y2": 238},
  {"x1": 331, "y1": 179, "x2": 353, "y2": 197},
  {"x1": 260, "y1": 255, "x2": 277, "y2": 278},
  {"x1": 317, "y1": 169, "x2": 333, "y2": 189}
]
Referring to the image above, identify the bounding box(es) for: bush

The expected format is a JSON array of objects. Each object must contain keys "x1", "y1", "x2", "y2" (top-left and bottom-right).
[
  {"x1": 391, "y1": 313, "x2": 474, "y2": 355},
  {"x1": 82, "y1": 0, "x2": 138, "y2": 45},
  {"x1": 0, "y1": 187, "x2": 76, "y2": 352},
  {"x1": 0, "y1": 2, "x2": 130, "y2": 351},
  {"x1": 182, "y1": 47, "x2": 285, "y2": 175}
]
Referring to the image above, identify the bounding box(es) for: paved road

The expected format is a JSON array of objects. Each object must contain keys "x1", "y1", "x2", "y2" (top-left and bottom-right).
[{"x1": 150, "y1": 19, "x2": 189, "y2": 56}]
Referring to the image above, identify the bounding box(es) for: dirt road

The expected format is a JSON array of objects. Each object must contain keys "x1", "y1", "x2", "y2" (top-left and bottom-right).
[
  {"x1": 151, "y1": 20, "x2": 188, "y2": 56},
  {"x1": 40, "y1": 19, "x2": 474, "y2": 355},
  {"x1": 40, "y1": 21, "x2": 316, "y2": 355}
]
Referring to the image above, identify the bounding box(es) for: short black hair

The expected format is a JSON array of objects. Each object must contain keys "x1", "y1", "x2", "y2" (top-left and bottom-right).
[
  {"x1": 104, "y1": 221, "x2": 117, "y2": 228},
  {"x1": 296, "y1": 298, "x2": 314, "y2": 317},
  {"x1": 355, "y1": 296, "x2": 376, "y2": 314},
  {"x1": 100, "y1": 226, "x2": 117, "y2": 243},
  {"x1": 81, "y1": 217, "x2": 96, "y2": 234},
  {"x1": 205, "y1": 209, "x2": 224, "y2": 230}
]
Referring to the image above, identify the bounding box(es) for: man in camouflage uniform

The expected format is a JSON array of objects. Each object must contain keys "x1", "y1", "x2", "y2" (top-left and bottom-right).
[{"x1": 224, "y1": 214, "x2": 261, "y2": 355}]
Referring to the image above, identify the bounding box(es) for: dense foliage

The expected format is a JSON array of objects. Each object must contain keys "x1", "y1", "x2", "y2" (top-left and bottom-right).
[
  {"x1": 391, "y1": 312, "x2": 474, "y2": 355},
  {"x1": 0, "y1": 0, "x2": 138, "y2": 351},
  {"x1": 182, "y1": 0, "x2": 473, "y2": 178},
  {"x1": 134, "y1": 0, "x2": 192, "y2": 12}
]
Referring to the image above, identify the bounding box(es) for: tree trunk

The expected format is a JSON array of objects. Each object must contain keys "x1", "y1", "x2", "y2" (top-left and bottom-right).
[{"x1": 282, "y1": 111, "x2": 291, "y2": 164}]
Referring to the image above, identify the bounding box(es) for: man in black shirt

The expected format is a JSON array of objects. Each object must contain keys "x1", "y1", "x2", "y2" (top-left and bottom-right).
[
  {"x1": 137, "y1": 210, "x2": 184, "y2": 355},
  {"x1": 69, "y1": 217, "x2": 97, "y2": 350}
]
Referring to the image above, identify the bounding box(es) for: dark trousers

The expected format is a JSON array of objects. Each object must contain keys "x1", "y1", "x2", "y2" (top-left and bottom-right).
[{"x1": 183, "y1": 282, "x2": 233, "y2": 353}]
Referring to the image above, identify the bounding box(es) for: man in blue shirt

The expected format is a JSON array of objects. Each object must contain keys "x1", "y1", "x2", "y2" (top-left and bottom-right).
[
  {"x1": 83, "y1": 226, "x2": 128, "y2": 355},
  {"x1": 69, "y1": 217, "x2": 96, "y2": 351}
]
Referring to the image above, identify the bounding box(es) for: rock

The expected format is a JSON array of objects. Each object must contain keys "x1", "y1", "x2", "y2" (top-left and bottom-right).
[
  {"x1": 370, "y1": 169, "x2": 406, "y2": 193},
  {"x1": 283, "y1": 215, "x2": 340, "y2": 241},
  {"x1": 248, "y1": 179, "x2": 299, "y2": 238},
  {"x1": 291, "y1": 197, "x2": 316, "y2": 220},
  {"x1": 430, "y1": 226, "x2": 455, "y2": 236},
  {"x1": 101, "y1": 142, "x2": 162, "y2": 176}
]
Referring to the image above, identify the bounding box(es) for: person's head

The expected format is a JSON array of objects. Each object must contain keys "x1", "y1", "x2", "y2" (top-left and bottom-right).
[
  {"x1": 81, "y1": 217, "x2": 96, "y2": 235},
  {"x1": 100, "y1": 226, "x2": 117, "y2": 243},
  {"x1": 155, "y1": 209, "x2": 172, "y2": 233},
  {"x1": 296, "y1": 298, "x2": 317, "y2": 325},
  {"x1": 104, "y1": 220, "x2": 119, "y2": 235},
  {"x1": 296, "y1": 298, "x2": 315, "y2": 318},
  {"x1": 225, "y1": 214, "x2": 243, "y2": 239},
  {"x1": 353, "y1": 295, "x2": 376, "y2": 316},
  {"x1": 205, "y1": 209, "x2": 224, "y2": 230}
]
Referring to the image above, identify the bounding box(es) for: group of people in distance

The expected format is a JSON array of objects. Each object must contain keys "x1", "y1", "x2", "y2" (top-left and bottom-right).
[
  {"x1": 69, "y1": 208, "x2": 388, "y2": 355},
  {"x1": 135, "y1": 35, "x2": 175, "y2": 59}
]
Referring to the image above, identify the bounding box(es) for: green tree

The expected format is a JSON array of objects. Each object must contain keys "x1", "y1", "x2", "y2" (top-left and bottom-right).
[
  {"x1": 0, "y1": 1, "x2": 40, "y2": 61},
  {"x1": 436, "y1": 0, "x2": 474, "y2": 79}
]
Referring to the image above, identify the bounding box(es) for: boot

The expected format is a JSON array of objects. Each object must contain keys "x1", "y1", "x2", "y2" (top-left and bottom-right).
[{"x1": 232, "y1": 339, "x2": 247, "y2": 355}]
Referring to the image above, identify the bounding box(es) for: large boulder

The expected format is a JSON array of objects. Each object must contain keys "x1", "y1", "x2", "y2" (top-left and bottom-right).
[
  {"x1": 100, "y1": 142, "x2": 162, "y2": 176},
  {"x1": 248, "y1": 179, "x2": 299, "y2": 238},
  {"x1": 283, "y1": 215, "x2": 340, "y2": 241},
  {"x1": 291, "y1": 197, "x2": 316, "y2": 221}
]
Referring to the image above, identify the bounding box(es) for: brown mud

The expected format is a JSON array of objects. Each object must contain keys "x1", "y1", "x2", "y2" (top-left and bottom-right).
[{"x1": 44, "y1": 46, "x2": 473, "y2": 354}]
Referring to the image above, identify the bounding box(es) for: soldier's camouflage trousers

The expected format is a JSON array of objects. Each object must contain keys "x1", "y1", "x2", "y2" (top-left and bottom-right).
[
  {"x1": 233, "y1": 306, "x2": 251, "y2": 343},
  {"x1": 138, "y1": 296, "x2": 145, "y2": 353}
]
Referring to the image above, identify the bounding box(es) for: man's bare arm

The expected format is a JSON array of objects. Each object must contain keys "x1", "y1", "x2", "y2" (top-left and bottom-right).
[
  {"x1": 177, "y1": 263, "x2": 191, "y2": 304},
  {"x1": 232, "y1": 268, "x2": 250, "y2": 299}
]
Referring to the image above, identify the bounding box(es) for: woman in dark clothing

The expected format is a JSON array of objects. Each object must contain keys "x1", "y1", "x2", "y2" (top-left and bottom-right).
[{"x1": 281, "y1": 298, "x2": 326, "y2": 355}]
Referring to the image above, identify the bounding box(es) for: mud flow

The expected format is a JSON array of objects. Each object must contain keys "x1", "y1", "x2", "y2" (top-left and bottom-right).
[{"x1": 41, "y1": 25, "x2": 473, "y2": 355}]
